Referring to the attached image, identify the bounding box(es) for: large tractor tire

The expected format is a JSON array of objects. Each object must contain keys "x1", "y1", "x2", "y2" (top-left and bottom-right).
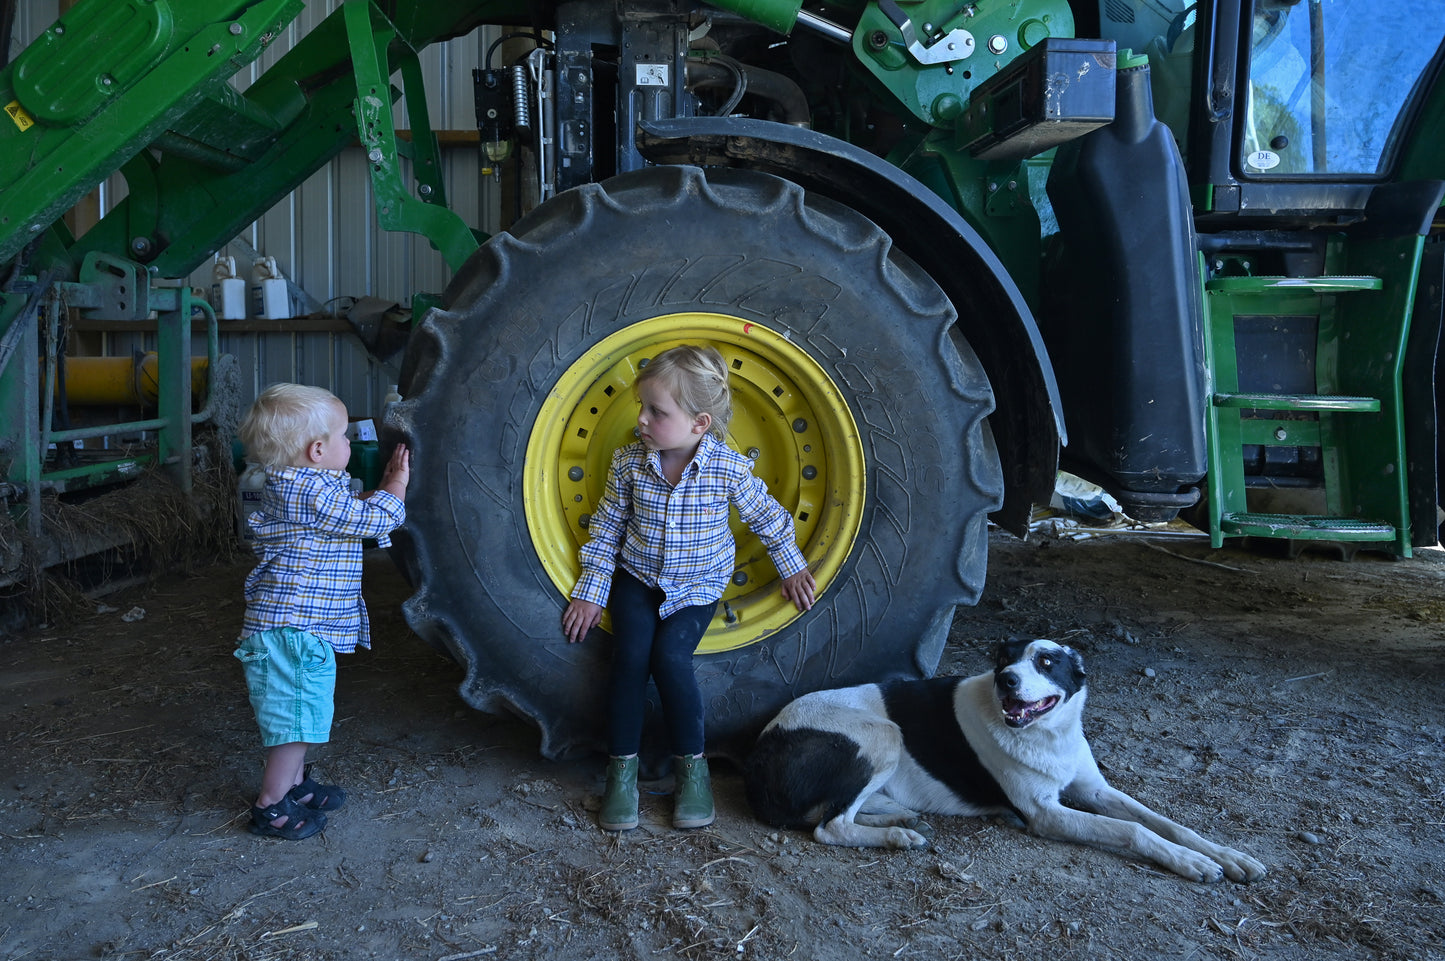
[{"x1": 388, "y1": 165, "x2": 1002, "y2": 765}]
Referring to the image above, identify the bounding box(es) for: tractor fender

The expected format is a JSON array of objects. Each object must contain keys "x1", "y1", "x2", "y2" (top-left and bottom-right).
[{"x1": 636, "y1": 117, "x2": 1062, "y2": 534}]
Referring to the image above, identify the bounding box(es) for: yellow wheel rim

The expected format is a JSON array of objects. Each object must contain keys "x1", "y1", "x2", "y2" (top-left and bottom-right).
[{"x1": 525, "y1": 314, "x2": 865, "y2": 653}]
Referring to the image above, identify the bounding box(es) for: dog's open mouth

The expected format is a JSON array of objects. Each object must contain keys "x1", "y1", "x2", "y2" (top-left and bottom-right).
[{"x1": 1001, "y1": 695, "x2": 1060, "y2": 728}]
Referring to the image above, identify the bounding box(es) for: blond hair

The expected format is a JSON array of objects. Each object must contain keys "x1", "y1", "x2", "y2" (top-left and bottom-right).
[
  {"x1": 239, "y1": 383, "x2": 342, "y2": 467},
  {"x1": 637, "y1": 344, "x2": 732, "y2": 441}
]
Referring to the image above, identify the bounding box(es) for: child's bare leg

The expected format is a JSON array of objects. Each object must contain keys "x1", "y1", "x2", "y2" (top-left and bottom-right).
[{"x1": 256, "y1": 742, "x2": 309, "y2": 822}]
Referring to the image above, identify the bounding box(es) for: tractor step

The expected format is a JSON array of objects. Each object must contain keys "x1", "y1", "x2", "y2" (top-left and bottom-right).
[
  {"x1": 1202, "y1": 257, "x2": 1414, "y2": 557},
  {"x1": 1212, "y1": 392, "x2": 1380, "y2": 412},
  {"x1": 1204, "y1": 275, "x2": 1383, "y2": 293},
  {"x1": 1219, "y1": 512, "x2": 1397, "y2": 541}
]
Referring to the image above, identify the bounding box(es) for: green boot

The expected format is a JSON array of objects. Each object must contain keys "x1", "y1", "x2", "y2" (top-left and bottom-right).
[
  {"x1": 672, "y1": 754, "x2": 715, "y2": 829},
  {"x1": 599, "y1": 755, "x2": 639, "y2": 831}
]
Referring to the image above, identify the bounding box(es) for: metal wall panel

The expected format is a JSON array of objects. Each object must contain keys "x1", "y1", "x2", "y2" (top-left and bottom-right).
[
  {"x1": 15, "y1": 3, "x2": 502, "y2": 424},
  {"x1": 7, "y1": 2, "x2": 60, "y2": 64}
]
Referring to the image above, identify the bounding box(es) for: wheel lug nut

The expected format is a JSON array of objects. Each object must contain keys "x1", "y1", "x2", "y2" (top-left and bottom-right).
[{"x1": 568, "y1": 466, "x2": 584, "y2": 481}]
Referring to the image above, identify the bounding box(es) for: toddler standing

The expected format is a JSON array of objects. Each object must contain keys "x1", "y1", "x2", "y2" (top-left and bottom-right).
[
  {"x1": 235, "y1": 383, "x2": 409, "y2": 839},
  {"x1": 562, "y1": 345, "x2": 815, "y2": 831}
]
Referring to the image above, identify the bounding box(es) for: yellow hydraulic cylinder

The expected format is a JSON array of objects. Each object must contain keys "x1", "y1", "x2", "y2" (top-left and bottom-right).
[{"x1": 59, "y1": 354, "x2": 209, "y2": 406}]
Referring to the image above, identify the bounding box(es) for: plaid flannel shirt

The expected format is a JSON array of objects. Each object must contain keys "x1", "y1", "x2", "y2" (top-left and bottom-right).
[
  {"x1": 571, "y1": 435, "x2": 807, "y2": 618},
  {"x1": 242, "y1": 466, "x2": 406, "y2": 653}
]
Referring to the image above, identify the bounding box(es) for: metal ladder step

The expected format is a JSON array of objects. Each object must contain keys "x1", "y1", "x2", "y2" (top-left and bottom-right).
[
  {"x1": 1212, "y1": 392, "x2": 1381, "y2": 412},
  {"x1": 1219, "y1": 512, "x2": 1397, "y2": 541},
  {"x1": 1204, "y1": 275, "x2": 1383, "y2": 293}
]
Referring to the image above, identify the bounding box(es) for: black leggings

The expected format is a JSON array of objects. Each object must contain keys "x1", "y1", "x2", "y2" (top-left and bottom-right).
[{"x1": 606, "y1": 569, "x2": 716, "y2": 757}]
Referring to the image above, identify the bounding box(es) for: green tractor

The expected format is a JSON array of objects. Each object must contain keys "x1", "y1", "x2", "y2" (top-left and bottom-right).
[{"x1": 2, "y1": 0, "x2": 1442, "y2": 762}]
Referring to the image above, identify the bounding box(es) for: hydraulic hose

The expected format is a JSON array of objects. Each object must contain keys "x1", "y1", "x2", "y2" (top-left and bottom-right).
[{"x1": 686, "y1": 58, "x2": 810, "y2": 126}]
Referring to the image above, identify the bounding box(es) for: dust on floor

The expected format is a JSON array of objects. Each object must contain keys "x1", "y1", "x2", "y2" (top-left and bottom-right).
[{"x1": 2, "y1": 527, "x2": 1443, "y2": 960}]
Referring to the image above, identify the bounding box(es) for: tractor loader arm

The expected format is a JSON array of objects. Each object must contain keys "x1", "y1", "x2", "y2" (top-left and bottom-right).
[{"x1": 0, "y1": 0, "x2": 528, "y2": 279}]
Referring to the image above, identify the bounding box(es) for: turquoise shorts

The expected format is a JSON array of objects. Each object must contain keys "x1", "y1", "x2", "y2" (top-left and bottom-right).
[{"x1": 234, "y1": 627, "x2": 336, "y2": 747}]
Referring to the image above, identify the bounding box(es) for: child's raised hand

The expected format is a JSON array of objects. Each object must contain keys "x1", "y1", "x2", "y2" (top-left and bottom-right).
[
  {"x1": 379, "y1": 444, "x2": 410, "y2": 498},
  {"x1": 562, "y1": 598, "x2": 603, "y2": 643},
  {"x1": 781, "y1": 569, "x2": 816, "y2": 612}
]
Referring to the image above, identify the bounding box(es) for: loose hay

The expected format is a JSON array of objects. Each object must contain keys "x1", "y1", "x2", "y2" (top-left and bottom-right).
[{"x1": 2, "y1": 427, "x2": 242, "y2": 631}]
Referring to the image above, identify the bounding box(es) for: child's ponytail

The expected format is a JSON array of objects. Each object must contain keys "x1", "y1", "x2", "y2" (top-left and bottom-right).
[{"x1": 637, "y1": 344, "x2": 732, "y2": 441}]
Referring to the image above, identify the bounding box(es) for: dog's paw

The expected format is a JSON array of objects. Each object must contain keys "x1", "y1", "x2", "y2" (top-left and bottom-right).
[
  {"x1": 903, "y1": 818, "x2": 934, "y2": 838},
  {"x1": 883, "y1": 826, "x2": 930, "y2": 850},
  {"x1": 1169, "y1": 850, "x2": 1226, "y2": 883},
  {"x1": 1216, "y1": 848, "x2": 1267, "y2": 883}
]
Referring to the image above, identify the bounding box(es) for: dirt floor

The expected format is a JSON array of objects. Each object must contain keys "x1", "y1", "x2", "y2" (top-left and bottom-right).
[{"x1": 3, "y1": 519, "x2": 1444, "y2": 961}]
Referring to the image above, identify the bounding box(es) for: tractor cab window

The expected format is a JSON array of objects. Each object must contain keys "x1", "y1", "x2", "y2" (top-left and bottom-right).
[{"x1": 1240, "y1": 0, "x2": 1445, "y2": 176}]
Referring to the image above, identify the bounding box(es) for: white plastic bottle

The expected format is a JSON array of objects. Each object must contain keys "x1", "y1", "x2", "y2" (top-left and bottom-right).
[
  {"x1": 381, "y1": 383, "x2": 403, "y2": 429},
  {"x1": 210, "y1": 255, "x2": 245, "y2": 320},
  {"x1": 249, "y1": 256, "x2": 290, "y2": 319}
]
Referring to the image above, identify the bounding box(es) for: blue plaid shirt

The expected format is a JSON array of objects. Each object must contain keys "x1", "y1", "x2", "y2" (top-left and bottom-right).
[
  {"x1": 242, "y1": 466, "x2": 406, "y2": 653},
  {"x1": 572, "y1": 435, "x2": 807, "y2": 618}
]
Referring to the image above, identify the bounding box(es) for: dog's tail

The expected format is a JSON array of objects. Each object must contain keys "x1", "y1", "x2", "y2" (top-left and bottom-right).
[{"x1": 743, "y1": 726, "x2": 871, "y2": 829}]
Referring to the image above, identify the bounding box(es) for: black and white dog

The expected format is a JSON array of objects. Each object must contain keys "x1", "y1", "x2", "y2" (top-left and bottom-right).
[{"x1": 744, "y1": 639, "x2": 1266, "y2": 883}]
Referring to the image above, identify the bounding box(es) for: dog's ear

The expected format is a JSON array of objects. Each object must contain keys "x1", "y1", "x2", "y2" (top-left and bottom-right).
[
  {"x1": 1063, "y1": 645, "x2": 1087, "y2": 681},
  {"x1": 993, "y1": 638, "x2": 1029, "y2": 671}
]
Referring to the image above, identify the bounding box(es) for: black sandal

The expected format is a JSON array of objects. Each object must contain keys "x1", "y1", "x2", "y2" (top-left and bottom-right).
[
  {"x1": 250, "y1": 796, "x2": 326, "y2": 839},
  {"x1": 287, "y1": 765, "x2": 346, "y2": 812}
]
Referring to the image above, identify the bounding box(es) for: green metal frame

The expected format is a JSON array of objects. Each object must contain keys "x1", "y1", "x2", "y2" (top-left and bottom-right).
[
  {"x1": 344, "y1": 0, "x2": 481, "y2": 273},
  {"x1": 901, "y1": 142, "x2": 1045, "y2": 314},
  {"x1": 0, "y1": 0, "x2": 305, "y2": 268},
  {"x1": 850, "y1": 0, "x2": 1074, "y2": 128},
  {"x1": 0, "y1": 0, "x2": 504, "y2": 546},
  {"x1": 2, "y1": 261, "x2": 216, "y2": 538},
  {"x1": 1, "y1": 0, "x2": 520, "y2": 282},
  {"x1": 1203, "y1": 265, "x2": 1415, "y2": 556}
]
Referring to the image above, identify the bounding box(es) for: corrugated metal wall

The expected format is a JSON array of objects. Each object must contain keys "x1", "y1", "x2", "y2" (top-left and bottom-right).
[{"x1": 12, "y1": 2, "x2": 502, "y2": 424}]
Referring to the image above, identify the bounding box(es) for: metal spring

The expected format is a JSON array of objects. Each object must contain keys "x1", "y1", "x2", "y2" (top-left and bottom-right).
[{"x1": 510, "y1": 63, "x2": 531, "y2": 135}]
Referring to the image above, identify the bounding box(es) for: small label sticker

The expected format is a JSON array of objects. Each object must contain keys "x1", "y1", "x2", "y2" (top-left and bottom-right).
[
  {"x1": 5, "y1": 100, "x2": 35, "y2": 132},
  {"x1": 635, "y1": 63, "x2": 669, "y2": 87},
  {"x1": 1246, "y1": 149, "x2": 1280, "y2": 170}
]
